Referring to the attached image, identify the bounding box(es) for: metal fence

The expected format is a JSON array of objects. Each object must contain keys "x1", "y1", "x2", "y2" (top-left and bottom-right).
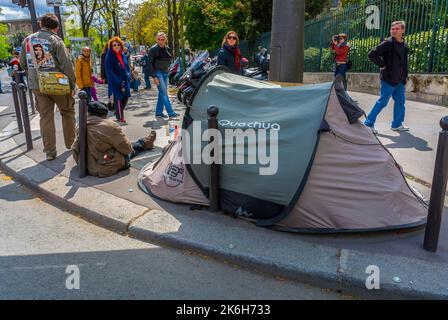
[
  {"x1": 306, "y1": 0, "x2": 448, "y2": 73},
  {"x1": 241, "y1": 0, "x2": 448, "y2": 74}
]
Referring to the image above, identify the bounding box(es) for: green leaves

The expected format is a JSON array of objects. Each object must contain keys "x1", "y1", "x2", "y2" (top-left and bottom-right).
[{"x1": 0, "y1": 23, "x2": 11, "y2": 60}]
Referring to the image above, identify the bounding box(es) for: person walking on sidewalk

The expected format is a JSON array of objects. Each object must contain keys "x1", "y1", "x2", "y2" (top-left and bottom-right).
[
  {"x1": 71, "y1": 101, "x2": 157, "y2": 178},
  {"x1": 100, "y1": 44, "x2": 108, "y2": 84},
  {"x1": 364, "y1": 21, "x2": 410, "y2": 134},
  {"x1": 142, "y1": 50, "x2": 152, "y2": 90},
  {"x1": 20, "y1": 13, "x2": 77, "y2": 161},
  {"x1": 217, "y1": 31, "x2": 243, "y2": 75},
  {"x1": 148, "y1": 32, "x2": 179, "y2": 119},
  {"x1": 9, "y1": 51, "x2": 26, "y2": 86},
  {"x1": 75, "y1": 47, "x2": 93, "y2": 101},
  {"x1": 105, "y1": 36, "x2": 131, "y2": 124},
  {"x1": 330, "y1": 33, "x2": 350, "y2": 90}
]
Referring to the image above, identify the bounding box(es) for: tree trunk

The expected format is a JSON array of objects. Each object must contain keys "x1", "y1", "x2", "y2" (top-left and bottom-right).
[
  {"x1": 173, "y1": 0, "x2": 179, "y2": 58},
  {"x1": 167, "y1": 0, "x2": 174, "y2": 52}
]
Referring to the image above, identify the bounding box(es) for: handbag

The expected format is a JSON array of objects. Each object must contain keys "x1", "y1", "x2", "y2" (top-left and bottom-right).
[{"x1": 27, "y1": 35, "x2": 71, "y2": 95}]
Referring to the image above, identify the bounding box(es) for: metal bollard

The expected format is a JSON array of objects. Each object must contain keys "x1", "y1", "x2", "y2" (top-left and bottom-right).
[
  {"x1": 78, "y1": 91, "x2": 88, "y2": 178},
  {"x1": 423, "y1": 117, "x2": 448, "y2": 252},
  {"x1": 17, "y1": 84, "x2": 33, "y2": 151},
  {"x1": 10, "y1": 81, "x2": 24, "y2": 133},
  {"x1": 207, "y1": 105, "x2": 220, "y2": 212}
]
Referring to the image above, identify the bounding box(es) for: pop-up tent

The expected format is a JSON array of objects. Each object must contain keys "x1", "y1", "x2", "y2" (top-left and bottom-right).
[{"x1": 138, "y1": 67, "x2": 428, "y2": 233}]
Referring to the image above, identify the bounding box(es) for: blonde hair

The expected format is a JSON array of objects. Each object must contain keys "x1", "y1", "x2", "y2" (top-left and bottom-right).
[
  {"x1": 156, "y1": 32, "x2": 167, "y2": 40},
  {"x1": 222, "y1": 31, "x2": 239, "y2": 47},
  {"x1": 391, "y1": 21, "x2": 406, "y2": 29}
]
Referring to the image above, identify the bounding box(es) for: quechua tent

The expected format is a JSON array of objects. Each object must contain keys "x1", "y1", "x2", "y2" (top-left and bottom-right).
[{"x1": 138, "y1": 67, "x2": 427, "y2": 233}]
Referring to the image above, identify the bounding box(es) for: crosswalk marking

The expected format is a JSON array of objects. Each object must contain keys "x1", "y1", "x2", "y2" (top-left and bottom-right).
[{"x1": 0, "y1": 106, "x2": 8, "y2": 114}]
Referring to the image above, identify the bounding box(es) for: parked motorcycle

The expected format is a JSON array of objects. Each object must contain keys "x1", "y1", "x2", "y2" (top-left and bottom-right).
[
  {"x1": 176, "y1": 51, "x2": 210, "y2": 104},
  {"x1": 242, "y1": 47, "x2": 270, "y2": 81}
]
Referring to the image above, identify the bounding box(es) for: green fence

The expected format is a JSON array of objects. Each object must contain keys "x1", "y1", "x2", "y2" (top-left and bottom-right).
[{"x1": 242, "y1": 0, "x2": 448, "y2": 74}]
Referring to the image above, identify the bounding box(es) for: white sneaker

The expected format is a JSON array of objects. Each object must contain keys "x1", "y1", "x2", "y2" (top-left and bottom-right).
[{"x1": 391, "y1": 125, "x2": 410, "y2": 132}]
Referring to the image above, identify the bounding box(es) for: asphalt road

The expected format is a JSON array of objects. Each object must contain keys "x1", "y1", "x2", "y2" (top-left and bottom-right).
[{"x1": 0, "y1": 170, "x2": 349, "y2": 300}]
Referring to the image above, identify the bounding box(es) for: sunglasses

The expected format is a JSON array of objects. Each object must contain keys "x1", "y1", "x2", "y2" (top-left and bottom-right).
[
  {"x1": 227, "y1": 36, "x2": 237, "y2": 40},
  {"x1": 112, "y1": 43, "x2": 121, "y2": 47},
  {"x1": 157, "y1": 38, "x2": 166, "y2": 41}
]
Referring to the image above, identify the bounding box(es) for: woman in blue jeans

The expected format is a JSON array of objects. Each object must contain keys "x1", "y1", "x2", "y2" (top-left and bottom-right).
[{"x1": 148, "y1": 32, "x2": 179, "y2": 119}]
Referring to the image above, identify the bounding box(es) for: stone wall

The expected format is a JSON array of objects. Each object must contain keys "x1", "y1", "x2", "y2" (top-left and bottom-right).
[{"x1": 303, "y1": 73, "x2": 448, "y2": 107}]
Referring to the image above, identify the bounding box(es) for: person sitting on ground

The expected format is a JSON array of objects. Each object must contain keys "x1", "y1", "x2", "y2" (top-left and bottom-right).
[
  {"x1": 71, "y1": 101, "x2": 157, "y2": 178},
  {"x1": 130, "y1": 65, "x2": 141, "y2": 92}
]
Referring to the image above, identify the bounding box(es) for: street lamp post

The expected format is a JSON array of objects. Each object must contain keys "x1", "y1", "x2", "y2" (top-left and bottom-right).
[{"x1": 269, "y1": 0, "x2": 305, "y2": 83}]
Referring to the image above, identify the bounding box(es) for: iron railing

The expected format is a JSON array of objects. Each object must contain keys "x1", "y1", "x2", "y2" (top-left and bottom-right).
[{"x1": 241, "y1": 0, "x2": 448, "y2": 74}]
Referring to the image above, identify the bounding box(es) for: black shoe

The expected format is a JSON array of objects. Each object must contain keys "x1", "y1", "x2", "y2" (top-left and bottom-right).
[
  {"x1": 46, "y1": 151, "x2": 57, "y2": 161},
  {"x1": 156, "y1": 113, "x2": 168, "y2": 119},
  {"x1": 169, "y1": 113, "x2": 180, "y2": 120}
]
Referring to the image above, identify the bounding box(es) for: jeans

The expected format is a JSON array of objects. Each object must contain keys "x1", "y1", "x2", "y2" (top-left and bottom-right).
[
  {"x1": 334, "y1": 64, "x2": 348, "y2": 90},
  {"x1": 364, "y1": 80, "x2": 406, "y2": 129},
  {"x1": 82, "y1": 87, "x2": 92, "y2": 102},
  {"x1": 155, "y1": 71, "x2": 175, "y2": 116},
  {"x1": 124, "y1": 139, "x2": 146, "y2": 167},
  {"x1": 144, "y1": 73, "x2": 151, "y2": 89},
  {"x1": 131, "y1": 79, "x2": 140, "y2": 92}
]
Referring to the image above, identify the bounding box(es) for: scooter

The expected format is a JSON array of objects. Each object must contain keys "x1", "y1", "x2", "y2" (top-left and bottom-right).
[
  {"x1": 176, "y1": 51, "x2": 210, "y2": 102},
  {"x1": 169, "y1": 60, "x2": 180, "y2": 85},
  {"x1": 242, "y1": 47, "x2": 270, "y2": 81}
]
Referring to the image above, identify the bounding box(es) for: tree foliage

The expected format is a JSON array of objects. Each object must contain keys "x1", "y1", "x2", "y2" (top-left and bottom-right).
[
  {"x1": 122, "y1": 0, "x2": 168, "y2": 47},
  {"x1": 184, "y1": 0, "x2": 334, "y2": 50},
  {"x1": 0, "y1": 23, "x2": 11, "y2": 60},
  {"x1": 66, "y1": 0, "x2": 101, "y2": 37}
]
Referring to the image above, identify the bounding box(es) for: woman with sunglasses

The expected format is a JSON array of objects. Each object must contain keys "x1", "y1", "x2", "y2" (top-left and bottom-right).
[
  {"x1": 217, "y1": 31, "x2": 243, "y2": 75},
  {"x1": 105, "y1": 36, "x2": 131, "y2": 124}
]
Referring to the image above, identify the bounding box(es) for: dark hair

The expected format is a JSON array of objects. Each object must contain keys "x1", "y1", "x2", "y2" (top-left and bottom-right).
[{"x1": 40, "y1": 13, "x2": 59, "y2": 30}]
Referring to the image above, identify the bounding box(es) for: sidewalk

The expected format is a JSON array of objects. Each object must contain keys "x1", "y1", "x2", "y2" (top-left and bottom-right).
[{"x1": 0, "y1": 81, "x2": 447, "y2": 299}]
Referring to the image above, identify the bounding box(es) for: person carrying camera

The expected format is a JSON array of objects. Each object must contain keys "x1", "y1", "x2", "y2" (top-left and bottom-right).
[{"x1": 330, "y1": 33, "x2": 350, "y2": 90}]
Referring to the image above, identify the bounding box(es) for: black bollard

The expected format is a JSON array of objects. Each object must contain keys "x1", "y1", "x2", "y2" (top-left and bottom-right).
[
  {"x1": 18, "y1": 84, "x2": 33, "y2": 151},
  {"x1": 10, "y1": 81, "x2": 24, "y2": 133},
  {"x1": 423, "y1": 116, "x2": 448, "y2": 252},
  {"x1": 78, "y1": 91, "x2": 88, "y2": 178},
  {"x1": 208, "y1": 105, "x2": 220, "y2": 212},
  {"x1": 14, "y1": 69, "x2": 21, "y2": 86}
]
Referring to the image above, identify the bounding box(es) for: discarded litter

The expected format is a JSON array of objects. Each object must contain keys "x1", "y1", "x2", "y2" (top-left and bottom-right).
[
  {"x1": 129, "y1": 188, "x2": 134, "y2": 192},
  {"x1": 392, "y1": 276, "x2": 402, "y2": 283},
  {"x1": 228, "y1": 244, "x2": 235, "y2": 249}
]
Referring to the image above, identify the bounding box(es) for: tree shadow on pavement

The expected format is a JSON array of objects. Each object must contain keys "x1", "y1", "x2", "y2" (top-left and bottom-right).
[{"x1": 378, "y1": 132, "x2": 433, "y2": 151}]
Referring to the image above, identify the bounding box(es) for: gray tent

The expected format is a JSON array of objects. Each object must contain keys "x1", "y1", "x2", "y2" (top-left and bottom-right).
[{"x1": 139, "y1": 67, "x2": 428, "y2": 233}]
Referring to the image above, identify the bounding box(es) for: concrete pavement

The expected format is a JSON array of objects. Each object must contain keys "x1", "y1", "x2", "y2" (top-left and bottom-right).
[{"x1": 0, "y1": 74, "x2": 447, "y2": 300}]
